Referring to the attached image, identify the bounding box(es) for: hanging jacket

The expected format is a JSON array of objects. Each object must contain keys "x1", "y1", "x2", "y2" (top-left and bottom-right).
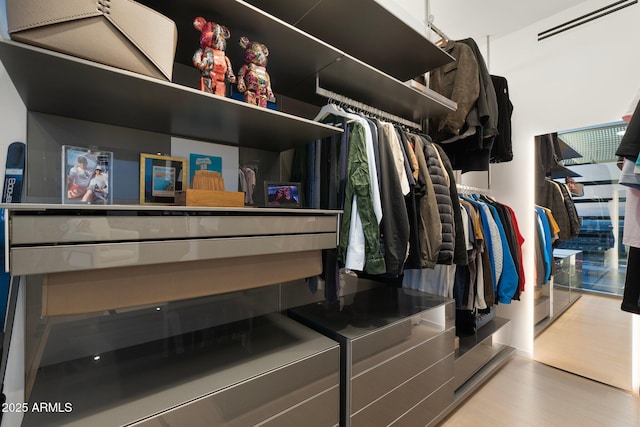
[
  {"x1": 433, "y1": 143, "x2": 467, "y2": 265},
  {"x1": 458, "y1": 38, "x2": 499, "y2": 141},
  {"x1": 483, "y1": 201, "x2": 519, "y2": 304},
  {"x1": 337, "y1": 122, "x2": 385, "y2": 274},
  {"x1": 557, "y1": 181, "x2": 581, "y2": 239},
  {"x1": 428, "y1": 40, "x2": 480, "y2": 142},
  {"x1": 409, "y1": 134, "x2": 442, "y2": 269},
  {"x1": 537, "y1": 179, "x2": 571, "y2": 242},
  {"x1": 422, "y1": 136, "x2": 455, "y2": 264},
  {"x1": 490, "y1": 75, "x2": 514, "y2": 163}
]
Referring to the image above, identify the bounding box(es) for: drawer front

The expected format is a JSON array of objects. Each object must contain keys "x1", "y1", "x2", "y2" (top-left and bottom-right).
[
  {"x1": 13, "y1": 233, "x2": 336, "y2": 275},
  {"x1": 351, "y1": 354, "x2": 454, "y2": 427},
  {"x1": 351, "y1": 329, "x2": 454, "y2": 412},
  {"x1": 389, "y1": 379, "x2": 455, "y2": 427},
  {"x1": 137, "y1": 347, "x2": 339, "y2": 427},
  {"x1": 11, "y1": 214, "x2": 338, "y2": 244},
  {"x1": 454, "y1": 340, "x2": 505, "y2": 390},
  {"x1": 352, "y1": 319, "x2": 451, "y2": 376},
  {"x1": 260, "y1": 385, "x2": 340, "y2": 427}
]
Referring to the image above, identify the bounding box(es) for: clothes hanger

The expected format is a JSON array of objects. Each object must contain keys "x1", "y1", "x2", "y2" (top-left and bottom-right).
[{"x1": 313, "y1": 99, "x2": 345, "y2": 122}]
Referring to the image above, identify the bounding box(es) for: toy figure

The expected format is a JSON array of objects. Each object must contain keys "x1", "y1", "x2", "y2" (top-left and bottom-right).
[
  {"x1": 192, "y1": 16, "x2": 236, "y2": 96},
  {"x1": 237, "y1": 36, "x2": 275, "y2": 108}
]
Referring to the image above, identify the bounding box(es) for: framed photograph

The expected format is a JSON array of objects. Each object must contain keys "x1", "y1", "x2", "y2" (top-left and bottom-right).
[
  {"x1": 264, "y1": 181, "x2": 302, "y2": 208},
  {"x1": 139, "y1": 153, "x2": 187, "y2": 205},
  {"x1": 62, "y1": 145, "x2": 113, "y2": 205}
]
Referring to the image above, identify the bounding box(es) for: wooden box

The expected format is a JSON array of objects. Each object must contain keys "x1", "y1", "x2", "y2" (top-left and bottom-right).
[{"x1": 174, "y1": 189, "x2": 245, "y2": 207}]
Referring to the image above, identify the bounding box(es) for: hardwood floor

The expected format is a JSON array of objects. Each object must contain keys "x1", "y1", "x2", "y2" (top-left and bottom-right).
[
  {"x1": 534, "y1": 293, "x2": 634, "y2": 391},
  {"x1": 439, "y1": 356, "x2": 640, "y2": 426}
]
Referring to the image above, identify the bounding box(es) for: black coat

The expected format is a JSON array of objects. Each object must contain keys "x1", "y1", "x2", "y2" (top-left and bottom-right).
[{"x1": 490, "y1": 75, "x2": 514, "y2": 163}]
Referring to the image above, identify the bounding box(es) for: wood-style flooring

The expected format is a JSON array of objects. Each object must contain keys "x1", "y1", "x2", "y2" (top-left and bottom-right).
[
  {"x1": 439, "y1": 356, "x2": 640, "y2": 426},
  {"x1": 534, "y1": 293, "x2": 633, "y2": 391}
]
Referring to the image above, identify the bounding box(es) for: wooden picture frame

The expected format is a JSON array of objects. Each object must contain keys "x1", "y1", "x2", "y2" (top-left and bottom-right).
[
  {"x1": 139, "y1": 153, "x2": 187, "y2": 205},
  {"x1": 264, "y1": 181, "x2": 302, "y2": 208}
]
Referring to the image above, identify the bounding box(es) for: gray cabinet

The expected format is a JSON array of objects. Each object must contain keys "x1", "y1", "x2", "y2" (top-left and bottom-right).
[
  {"x1": 289, "y1": 286, "x2": 455, "y2": 427},
  {"x1": 23, "y1": 313, "x2": 340, "y2": 427}
]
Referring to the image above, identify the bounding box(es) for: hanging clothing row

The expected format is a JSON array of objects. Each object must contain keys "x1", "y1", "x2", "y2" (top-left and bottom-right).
[
  {"x1": 536, "y1": 177, "x2": 580, "y2": 243},
  {"x1": 534, "y1": 205, "x2": 556, "y2": 286},
  {"x1": 293, "y1": 102, "x2": 525, "y2": 306},
  {"x1": 406, "y1": 191, "x2": 525, "y2": 302},
  {"x1": 427, "y1": 37, "x2": 513, "y2": 172}
]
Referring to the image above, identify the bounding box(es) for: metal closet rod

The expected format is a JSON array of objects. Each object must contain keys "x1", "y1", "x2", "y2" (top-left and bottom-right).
[
  {"x1": 457, "y1": 184, "x2": 492, "y2": 196},
  {"x1": 315, "y1": 85, "x2": 422, "y2": 130},
  {"x1": 428, "y1": 21, "x2": 450, "y2": 42}
]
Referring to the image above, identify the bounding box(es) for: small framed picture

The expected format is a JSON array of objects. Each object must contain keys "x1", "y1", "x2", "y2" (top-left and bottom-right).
[
  {"x1": 189, "y1": 153, "x2": 222, "y2": 188},
  {"x1": 264, "y1": 181, "x2": 302, "y2": 208},
  {"x1": 140, "y1": 153, "x2": 187, "y2": 205},
  {"x1": 62, "y1": 145, "x2": 113, "y2": 205}
]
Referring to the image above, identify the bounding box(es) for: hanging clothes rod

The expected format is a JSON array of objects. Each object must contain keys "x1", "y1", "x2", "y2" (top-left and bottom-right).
[
  {"x1": 456, "y1": 184, "x2": 492, "y2": 196},
  {"x1": 429, "y1": 23, "x2": 449, "y2": 41},
  {"x1": 427, "y1": 19, "x2": 450, "y2": 44},
  {"x1": 315, "y1": 83, "x2": 422, "y2": 130}
]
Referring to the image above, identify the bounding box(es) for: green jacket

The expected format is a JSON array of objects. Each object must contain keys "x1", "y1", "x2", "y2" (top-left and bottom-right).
[{"x1": 337, "y1": 122, "x2": 385, "y2": 274}]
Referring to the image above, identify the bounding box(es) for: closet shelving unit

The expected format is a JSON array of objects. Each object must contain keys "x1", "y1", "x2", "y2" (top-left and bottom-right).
[
  {"x1": 134, "y1": 0, "x2": 457, "y2": 122},
  {"x1": 0, "y1": 0, "x2": 513, "y2": 425},
  {"x1": 0, "y1": 38, "x2": 339, "y2": 153},
  {"x1": 243, "y1": 0, "x2": 455, "y2": 81}
]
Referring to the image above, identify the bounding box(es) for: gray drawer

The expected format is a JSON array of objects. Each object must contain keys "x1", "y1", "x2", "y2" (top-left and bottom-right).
[
  {"x1": 389, "y1": 379, "x2": 455, "y2": 427},
  {"x1": 351, "y1": 354, "x2": 454, "y2": 427},
  {"x1": 260, "y1": 385, "x2": 340, "y2": 427},
  {"x1": 352, "y1": 320, "x2": 451, "y2": 376},
  {"x1": 352, "y1": 329, "x2": 454, "y2": 412},
  {"x1": 137, "y1": 347, "x2": 340, "y2": 427}
]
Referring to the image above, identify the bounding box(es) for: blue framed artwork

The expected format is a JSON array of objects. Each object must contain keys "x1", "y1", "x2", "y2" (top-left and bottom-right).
[{"x1": 189, "y1": 153, "x2": 222, "y2": 188}]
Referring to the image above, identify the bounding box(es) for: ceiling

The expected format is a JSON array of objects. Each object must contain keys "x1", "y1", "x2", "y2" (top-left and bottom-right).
[{"x1": 428, "y1": 0, "x2": 590, "y2": 41}]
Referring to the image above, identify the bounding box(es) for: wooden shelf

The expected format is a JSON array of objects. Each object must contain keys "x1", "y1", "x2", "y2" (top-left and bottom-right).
[
  {"x1": 0, "y1": 39, "x2": 341, "y2": 152},
  {"x1": 243, "y1": 0, "x2": 454, "y2": 81}
]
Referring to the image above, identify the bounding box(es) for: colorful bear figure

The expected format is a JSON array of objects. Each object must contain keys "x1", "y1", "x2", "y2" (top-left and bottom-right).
[
  {"x1": 237, "y1": 36, "x2": 275, "y2": 108},
  {"x1": 192, "y1": 16, "x2": 236, "y2": 96}
]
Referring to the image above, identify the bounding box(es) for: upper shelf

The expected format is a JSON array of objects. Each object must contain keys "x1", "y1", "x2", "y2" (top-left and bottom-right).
[
  {"x1": 243, "y1": 0, "x2": 455, "y2": 81},
  {"x1": 0, "y1": 39, "x2": 340, "y2": 152},
  {"x1": 136, "y1": 0, "x2": 456, "y2": 121}
]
